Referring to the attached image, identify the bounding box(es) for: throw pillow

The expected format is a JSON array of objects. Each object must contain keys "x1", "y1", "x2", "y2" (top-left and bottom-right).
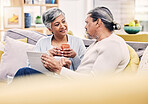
[
  {"x1": 0, "y1": 38, "x2": 27, "y2": 62},
  {"x1": 124, "y1": 44, "x2": 140, "y2": 73},
  {"x1": 0, "y1": 37, "x2": 35, "y2": 80},
  {"x1": 0, "y1": 42, "x2": 4, "y2": 61}
]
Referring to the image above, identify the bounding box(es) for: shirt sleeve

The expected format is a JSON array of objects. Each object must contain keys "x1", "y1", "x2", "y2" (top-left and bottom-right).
[
  {"x1": 71, "y1": 39, "x2": 86, "y2": 70},
  {"x1": 60, "y1": 41, "x2": 123, "y2": 78},
  {"x1": 60, "y1": 67, "x2": 93, "y2": 79}
]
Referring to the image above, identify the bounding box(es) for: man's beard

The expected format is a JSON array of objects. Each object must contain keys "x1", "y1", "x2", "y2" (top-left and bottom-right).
[
  {"x1": 86, "y1": 32, "x2": 93, "y2": 39},
  {"x1": 86, "y1": 32, "x2": 99, "y2": 40}
]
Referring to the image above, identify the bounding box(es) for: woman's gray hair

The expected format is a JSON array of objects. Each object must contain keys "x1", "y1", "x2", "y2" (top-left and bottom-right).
[
  {"x1": 42, "y1": 7, "x2": 65, "y2": 29},
  {"x1": 88, "y1": 7, "x2": 120, "y2": 31}
]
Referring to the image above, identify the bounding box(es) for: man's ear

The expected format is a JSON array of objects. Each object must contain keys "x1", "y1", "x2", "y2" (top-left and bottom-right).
[{"x1": 96, "y1": 18, "x2": 102, "y2": 27}]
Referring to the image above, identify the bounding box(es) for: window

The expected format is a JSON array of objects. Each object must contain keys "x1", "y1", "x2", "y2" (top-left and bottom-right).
[
  {"x1": 135, "y1": 0, "x2": 148, "y2": 31},
  {"x1": 93, "y1": 0, "x2": 135, "y2": 30}
]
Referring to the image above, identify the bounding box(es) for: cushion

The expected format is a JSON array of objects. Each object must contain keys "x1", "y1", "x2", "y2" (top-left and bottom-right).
[
  {"x1": 0, "y1": 37, "x2": 35, "y2": 80},
  {"x1": 124, "y1": 44, "x2": 140, "y2": 73},
  {"x1": 0, "y1": 42, "x2": 4, "y2": 61},
  {"x1": 17, "y1": 38, "x2": 28, "y2": 43},
  {"x1": 126, "y1": 41, "x2": 148, "y2": 60},
  {"x1": 0, "y1": 38, "x2": 27, "y2": 62},
  {"x1": 138, "y1": 46, "x2": 148, "y2": 71}
]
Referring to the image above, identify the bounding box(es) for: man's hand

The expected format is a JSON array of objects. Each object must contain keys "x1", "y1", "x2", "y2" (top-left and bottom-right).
[
  {"x1": 41, "y1": 54, "x2": 62, "y2": 74},
  {"x1": 59, "y1": 58, "x2": 71, "y2": 69}
]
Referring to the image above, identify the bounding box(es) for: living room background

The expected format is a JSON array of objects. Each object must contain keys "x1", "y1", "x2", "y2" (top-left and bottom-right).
[{"x1": 0, "y1": 0, "x2": 148, "y2": 40}]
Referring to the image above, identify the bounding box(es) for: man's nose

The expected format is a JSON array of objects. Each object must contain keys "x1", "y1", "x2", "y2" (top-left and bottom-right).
[
  {"x1": 85, "y1": 26, "x2": 87, "y2": 31},
  {"x1": 85, "y1": 25, "x2": 87, "y2": 30}
]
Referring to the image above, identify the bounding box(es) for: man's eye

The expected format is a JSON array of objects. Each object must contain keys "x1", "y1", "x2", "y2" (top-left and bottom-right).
[{"x1": 62, "y1": 20, "x2": 65, "y2": 23}]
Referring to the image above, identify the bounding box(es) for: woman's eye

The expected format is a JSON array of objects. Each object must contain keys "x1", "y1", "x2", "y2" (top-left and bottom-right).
[{"x1": 55, "y1": 24, "x2": 59, "y2": 26}]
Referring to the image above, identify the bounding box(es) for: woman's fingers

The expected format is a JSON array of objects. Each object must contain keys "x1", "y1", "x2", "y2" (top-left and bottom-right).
[{"x1": 61, "y1": 49, "x2": 76, "y2": 58}]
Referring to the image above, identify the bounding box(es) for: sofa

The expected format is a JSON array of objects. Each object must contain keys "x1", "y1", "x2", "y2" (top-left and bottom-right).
[
  {"x1": 0, "y1": 29, "x2": 147, "y2": 81},
  {"x1": 117, "y1": 33, "x2": 148, "y2": 60},
  {"x1": 0, "y1": 29, "x2": 148, "y2": 103},
  {"x1": 0, "y1": 73, "x2": 148, "y2": 104}
]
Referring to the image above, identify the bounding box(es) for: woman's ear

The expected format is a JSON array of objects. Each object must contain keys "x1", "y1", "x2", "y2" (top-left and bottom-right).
[
  {"x1": 48, "y1": 28, "x2": 53, "y2": 34},
  {"x1": 48, "y1": 28, "x2": 52, "y2": 32}
]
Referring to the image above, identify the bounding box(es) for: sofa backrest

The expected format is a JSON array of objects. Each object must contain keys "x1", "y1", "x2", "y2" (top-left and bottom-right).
[
  {"x1": 4, "y1": 29, "x2": 147, "y2": 60},
  {"x1": 4, "y1": 29, "x2": 47, "y2": 45}
]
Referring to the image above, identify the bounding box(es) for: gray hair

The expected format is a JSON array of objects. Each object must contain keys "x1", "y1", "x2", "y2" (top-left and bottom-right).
[
  {"x1": 88, "y1": 7, "x2": 120, "y2": 31},
  {"x1": 42, "y1": 7, "x2": 65, "y2": 29}
]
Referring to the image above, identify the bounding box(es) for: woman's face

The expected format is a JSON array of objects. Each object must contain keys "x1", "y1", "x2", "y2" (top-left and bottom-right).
[{"x1": 50, "y1": 14, "x2": 68, "y2": 37}]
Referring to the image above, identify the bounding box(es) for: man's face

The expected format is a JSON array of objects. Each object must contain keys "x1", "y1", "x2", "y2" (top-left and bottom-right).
[
  {"x1": 50, "y1": 14, "x2": 68, "y2": 37},
  {"x1": 85, "y1": 14, "x2": 97, "y2": 39}
]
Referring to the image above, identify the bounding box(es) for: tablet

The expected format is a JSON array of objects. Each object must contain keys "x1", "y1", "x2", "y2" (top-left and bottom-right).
[{"x1": 27, "y1": 51, "x2": 54, "y2": 76}]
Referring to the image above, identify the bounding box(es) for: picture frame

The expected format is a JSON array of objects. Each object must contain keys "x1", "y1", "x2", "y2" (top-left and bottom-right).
[{"x1": 4, "y1": 6, "x2": 22, "y2": 29}]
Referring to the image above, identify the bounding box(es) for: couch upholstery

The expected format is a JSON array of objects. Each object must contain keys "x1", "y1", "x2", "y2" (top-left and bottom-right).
[
  {"x1": 4, "y1": 29, "x2": 47, "y2": 45},
  {"x1": 0, "y1": 74, "x2": 148, "y2": 104},
  {"x1": 117, "y1": 33, "x2": 148, "y2": 59},
  {"x1": 124, "y1": 44, "x2": 139, "y2": 73},
  {"x1": 117, "y1": 34, "x2": 148, "y2": 42}
]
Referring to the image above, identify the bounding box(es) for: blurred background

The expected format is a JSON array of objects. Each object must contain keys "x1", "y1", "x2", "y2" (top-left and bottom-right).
[{"x1": 0, "y1": 0, "x2": 148, "y2": 39}]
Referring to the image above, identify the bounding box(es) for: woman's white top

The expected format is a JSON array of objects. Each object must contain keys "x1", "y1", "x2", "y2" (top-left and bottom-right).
[{"x1": 35, "y1": 34, "x2": 86, "y2": 70}]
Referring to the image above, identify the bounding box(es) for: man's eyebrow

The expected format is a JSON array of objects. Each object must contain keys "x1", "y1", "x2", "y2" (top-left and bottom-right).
[{"x1": 62, "y1": 18, "x2": 65, "y2": 21}]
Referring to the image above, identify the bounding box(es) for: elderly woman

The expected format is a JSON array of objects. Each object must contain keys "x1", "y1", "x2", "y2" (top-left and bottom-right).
[
  {"x1": 41, "y1": 6, "x2": 130, "y2": 78},
  {"x1": 14, "y1": 7, "x2": 86, "y2": 77},
  {"x1": 35, "y1": 7, "x2": 86, "y2": 70}
]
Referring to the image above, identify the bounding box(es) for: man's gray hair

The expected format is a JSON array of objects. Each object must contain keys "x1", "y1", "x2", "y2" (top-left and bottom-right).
[
  {"x1": 88, "y1": 7, "x2": 120, "y2": 31},
  {"x1": 42, "y1": 7, "x2": 65, "y2": 29}
]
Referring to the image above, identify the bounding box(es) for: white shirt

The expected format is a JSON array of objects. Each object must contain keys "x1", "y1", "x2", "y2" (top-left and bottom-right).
[{"x1": 60, "y1": 33, "x2": 130, "y2": 78}]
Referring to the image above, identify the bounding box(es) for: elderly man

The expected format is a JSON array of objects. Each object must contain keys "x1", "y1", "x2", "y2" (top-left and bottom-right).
[{"x1": 41, "y1": 6, "x2": 130, "y2": 78}]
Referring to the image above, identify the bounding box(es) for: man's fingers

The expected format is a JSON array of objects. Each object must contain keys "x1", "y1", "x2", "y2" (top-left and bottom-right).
[{"x1": 60, "y1": 58, "x2": 66, "y2": 66}]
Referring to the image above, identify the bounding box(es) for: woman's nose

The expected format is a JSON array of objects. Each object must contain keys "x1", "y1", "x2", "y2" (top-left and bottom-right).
[{"x1": 60, "y1": 23, "x2": 65, "y2": 28}]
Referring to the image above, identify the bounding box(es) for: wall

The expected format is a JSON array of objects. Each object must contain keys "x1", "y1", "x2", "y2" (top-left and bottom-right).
[
  {"x1": 59, "y1": 0, "x2": 93, "y2": 38},
  {"x1": 94, "y1": 0, "x2": 135, "y2": 29}
]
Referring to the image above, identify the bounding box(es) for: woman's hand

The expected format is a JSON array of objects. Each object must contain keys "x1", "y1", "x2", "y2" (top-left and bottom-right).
[
  {"x1": 59, "y1": 58, "x2": 71, "y2": 69},
  {"x1": 48, "y1": 47, "x2": 62, "y2": 56},
  {"x1": 41, "y1": 54, "x2": 62, "y2": 74},
  {"x1": 61, "y1": 48, "x2": 76, "y2": 58}
]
